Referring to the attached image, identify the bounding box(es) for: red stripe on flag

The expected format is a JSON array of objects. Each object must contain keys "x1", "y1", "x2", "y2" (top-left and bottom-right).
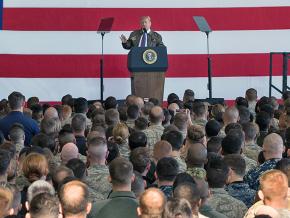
[
  {"x1": 0, "y1": 53, "x2": 286, "y2": 78},
  {"x1": 3, "y1": 7, "x2": 290, "y2": 31}
]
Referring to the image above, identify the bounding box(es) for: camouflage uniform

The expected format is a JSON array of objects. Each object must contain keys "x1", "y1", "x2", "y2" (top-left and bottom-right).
[
  {"x1": 173, "y1": 156, "x2": 187, "y2": 173},
  {"x1": 199, "y1": 204, "x2": 228, "y2": 218},
  {"x1": 118, "y1": 142, "x2": 130, "y2": 159},
  {"x1": 125, "y1": 119, "x2": 135, "y2": 129},
  {"x1": 54, "y1": 152, "x2": 87, "y2": 165},
  {"x1": 85, "y1": 164, "x2": 112, "y2": 200},
  {"x1": 208, "y1": 188, "x2": 248, "y2": 218},
  {"x1": 143, "y1": 124, "x2": 164, "y2": 148},
  {"x1": 159, "y1": 185, "x2": 173, "y2": 198},
  {"x1": 225, "y1": 181, "x2": 255, "y2": 208},
  {"x1": 242, "y1": 154, "x2": 257, "y2": 174},
  {"x1": 192, "y1": 119, "x2": 207, "y2": 127},
  {"x1": 186, "y1": 167, "x2": 207, "y2": 180},
  {"x1": 243, "y1": 143, "x2": 262, "y2": 162},
  {"x1": 244, "y1": 158, "x2": 279, "y2": 191}
]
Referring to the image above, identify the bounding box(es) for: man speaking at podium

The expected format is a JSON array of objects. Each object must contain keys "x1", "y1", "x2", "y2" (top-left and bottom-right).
[{"x1": 120, "y1": 16, "x2": 164, "y2": 49}]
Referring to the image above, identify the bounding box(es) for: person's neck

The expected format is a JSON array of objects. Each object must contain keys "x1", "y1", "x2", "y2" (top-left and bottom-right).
[
  {"x1": 264, "y1": 199, "x2": 288, "y2": 209},
  {"x1": 74, "y1": 131, "x2": 85, "y2": 137},
  {"x1": 228, "y1": 174, "x2": 243, "y2": 184},
  {"x1": 265, "y1": 155, "x2": 282, "y2": 161},
  {"x1": 89, "y1": 159, "x2": 106, "y2": 166},
  {"x1": 195, "y1": 115, "x2": 206, "y2": 121},
  {"x1": 11, "y1": 108, "x2": 23, "y2": 113},
  {"x1": 171, "y1": 150, "x2": 180, "y2": 157},
  {"x1": 150, "y1": 122, "x2": 162, "y2": 126},
  {"x1": 64, "y1": 213, "x2": 87, "y2": 218},
  {"x1": 187, "y1": 164, "x2": 204, "y2": 169},
  {"x1": 112, "y1": 184, "x2": 131, "y2": 192},
  {"x1": 158, "y1": 180, "x2": 173, "y2": 187}
]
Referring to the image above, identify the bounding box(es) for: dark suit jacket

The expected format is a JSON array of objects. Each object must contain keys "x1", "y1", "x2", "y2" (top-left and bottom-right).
[{"x1": 122, "y1": 29, "x2": 164, "y2": 50}]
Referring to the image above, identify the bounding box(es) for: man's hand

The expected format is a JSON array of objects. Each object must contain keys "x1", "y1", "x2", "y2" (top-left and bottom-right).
[{"x1": 120, "y1": 34, "x2": 127, "y2": 43}]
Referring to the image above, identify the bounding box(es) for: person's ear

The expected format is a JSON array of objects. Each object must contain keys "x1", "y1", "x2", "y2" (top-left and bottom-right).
[
  {"x1": 154, "y1": 172, "x2": 158, "y2": 180},
  {"x1": 137, "y1": 207, "x2": 142, "y2": 216},
  {"x1": 86, "y1": 202, "x2": 92, "y2": 214},
  {"x1": 25, "y1": 213, "x2": 31, "y2": 218},
  {"x1": 25, "y1": 201, "x2": 29, "y2": 211},
  {"x1": 131, "y1": 173, "x2": 136, "y2": 183},
  {"x1": 108, "y1": 175, "x2": 112, "y2": 183},
  {"x1": 8, "y1": 208, "x2": 14, "y2": 216},
  {"x1": 258, "y1": 190, "x2": 264, "y2": 200}
]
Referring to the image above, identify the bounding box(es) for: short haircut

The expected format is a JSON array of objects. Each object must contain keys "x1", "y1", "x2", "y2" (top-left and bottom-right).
[
  {"x1": 149, "y1": 106, "x2": 164, "y2": 124},
  {"x1": 58, "y1": 128, "x2": 75, "y2": 150},
  {"x1": 109, "y1": 157, "x2": 133, "y2": 186},
  {"x1": 130, "y1": 147, "x2": 150, "y2": 174},
  {"x1": 246, "y1": 88, "x2": 257, "y2": 101},
  {"x1": 128, "y1": 131, "x2": 147, "y2": 150},
  {"x1": 31, "y1": 133, "x2": 55, "y2": 152},
  {"x1": 59, "y1": 181, "x2": 90, "y2": 216},
  {"x1": 66, "y1": 158, "x2": 86, "y2": 179},
  {"x1": 40, "y1": 117, "x2": 61, "y2": 136},
  {"x1": 22, "y1": 153, "x2": 48, "y2": 183},
  {"x1": 167, "y1": 93, "x2": 179, "y2": 105},
  {"x1": 74, "y1": 97, "x2": 88, "y2": 113},
  {"x1": 52, "y1": 165, "x2": 74, "y2": 191},
  {"x1": 29, "y1": 193, "x2": 60, "y2": 218},
  {"x1": 156, "y1": 157, "x2": 179, "y2": 182},
  {"x1": 205, "y1": 119, "x2": 221, "y2": 137},
  {"x1": 206, "y1": 157, "x2": 229, "y2": 188},
  {"x1": 104, "y1": 96, "x2": 117, "y2": 110},
  {"x1": 235, "y1": 97, "x2": 248, "y2": 108},
  {"x1": 260, "y1": 170, "x2": 288, "y2": 201},
  {"x1": 173, "y1": 112, "x2": 188, "y2": 131},
  {"x1": 31, "y1": 104, "x2": 44, "y2": 120},
  {"x1": 221, "y1": 133, "x2": 242, "y2": 155},
  {"x1": 87, "y1": 136, "x2": 107, "y2": 160},
  {"x1": 242, "y1": 122, "x2": 258, "y2": 141},
  {"x1": 238, "y1": 106, "x2": 251, "y2": 124},
  {"x1": 255, "y1": 111, "x2": 271, "y2": 131},
  {"x1": 27, "y1": 97, "x2": 40, "y2": 109},
  {"x1": 187, "y1": 125, "x2": 205, "y2": 144},
  {"x1": 223, "y1": 154, "x2": 246, "y2": 177},
  {"x1": 162, "y1": 130, "x2": 183, "y2": 151},
  {"x1": 8, "y1": 91, "x2": 25, "y2": 110},
  {"x1": 105, "y1": 109, "x2": 119, "y2": 126},
  {"x1": 134, "y1": 117, "x2": 149, "y2": 130},
  {"x1": 275, "y1": 158, "x2": 290, "y2": 186},
  {"x1": 153, "y1": 140, "x2": 172, "y2": 162},
  {"x1": 164, "y1": 198, "x2": 192, "y2": 218},
  {"x1": 27, "y1": 180, "x2": 55, "y2": 203},
  {"x1": 186, "y1": 143, "x2": 207, "y2": 167},
  {"x1": 207, "y1": 136, "x2": 223, "y2": 153},
  {"x1": 71, "y1": 114, "x2": 86, "y2": 132},
  {"x1": 224, "y1": 122, "x2": 242, "y2": 135},
  {"x1": 183, "y1": 89, "x2": 195, "y2": 103},
  {"x1": 192, "y1": 101, "x2": 206, "y2": 117},
  {"x1": 173, "y1": 182, "x2": 201, "y2": 206},
  {"x1": 9, "y1": 123, "x2": 25, "y2": 143},
  {"x1": 0, "y1": 187, "x2": 13, "y2": 218},
  {"x1": 172, "y1": 172, "x2": 195, "y2": 191},
  {"x1": 127, "y1": 104, "x2": 139, "y2": 120},
  {"x1": 61, "y1": 94, "x2": 73, "y2": 105},
  {"x1": 0, "y1": 149, "x2": 11, "y2": 176}
]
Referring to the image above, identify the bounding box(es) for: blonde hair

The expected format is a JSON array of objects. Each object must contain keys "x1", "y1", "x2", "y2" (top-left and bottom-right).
[
  {"x1": 22, "y1": 153, "x2": 49, "y2": 183},
  {"x1": 113, "y1": 123, "x2": 129, "y2": 145},
  {"x1": 0, "y1": 187, "x2": 13, "y2": 218}
]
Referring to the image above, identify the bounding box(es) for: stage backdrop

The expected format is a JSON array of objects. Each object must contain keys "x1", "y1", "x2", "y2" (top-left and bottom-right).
[{"x1": 1, "y1": 0, "x2": 290, "y2": 102}]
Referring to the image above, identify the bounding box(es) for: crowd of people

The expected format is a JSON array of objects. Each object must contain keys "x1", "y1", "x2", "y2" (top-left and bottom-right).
[{"x1": 0, "y1": 88, "x2": 290, "y2": 218}]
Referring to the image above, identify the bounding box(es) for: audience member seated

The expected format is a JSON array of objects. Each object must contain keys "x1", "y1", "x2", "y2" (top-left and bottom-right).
[
  {"x1": 88, "y1": 157, "x2": 138, "y2": 218},
  {"x1": 137, "y1": 188, "x2": 165, "y2": 218},
  {"x1": 255, "y1": 111, "x2": 271, "y2": 147},
  {"x1": 0, "y1": 91, "x2": 40, "y2": 146},
  {"x1": 128, "y1": 131, "x2": 147, "y2": 151},
  {"x1": 156, "y1": 157, "x2": 178, "y2": 198},
  {"x1": 192, "y1": 101, "x2": 208, "y2": 127},
  {"x1": 162, "y1": 130, "x2": 186, "y2": 173},
  {"x1": 111, "y1": 123, "x2": 130, "y2": 159},
  {"x1": 205, "y1": 119, "x2": 221, "y2": 139},
  {"x1": 164, "y1": 198, "x2": 193, "y2": 218},
  {"x1": 207, "y1": 136, "x2": 222, "y2": 154},
  {"x1": 206, "y1": 157, "x2": 247, "y2": 218},
  {"x1": 71, "y1": 114, "x2": 87, "y2": 156},
  {"x1": 59, "y1": 180, "x2": 92, "y2": 218},
  {"x1": 85, "y1": 137, "x2": 111, "y2": 200},
  {"x1": 224, "y1": 154, "x2": 255, "y2": 208},
  {"x1": 244, "y1": 133, "x2": 283, "y2": 191},
  {"x1": 185, "y1": 143, "x2": 207, "y2": 180},
  {"x1": 126, "y1": 104, "x2": 140, "y2": 129}
]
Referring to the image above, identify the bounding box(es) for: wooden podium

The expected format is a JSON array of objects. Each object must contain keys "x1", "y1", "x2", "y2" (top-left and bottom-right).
[{"x1": 128, "y1": 47, "x2": 168, "y2": 105}]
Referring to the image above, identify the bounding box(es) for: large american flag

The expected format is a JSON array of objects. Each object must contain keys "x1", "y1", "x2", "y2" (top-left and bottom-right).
[{"x1": 1, "y1": 0, "x2": 290, "y2": 102}]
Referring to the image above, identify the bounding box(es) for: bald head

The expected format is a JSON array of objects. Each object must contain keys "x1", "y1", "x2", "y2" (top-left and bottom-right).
[
  {"x1": 262, "y1": 133, "x2": 284, "y2": 160},
  {"x1": 255, "y1": 205, "x2": 280, "y2": 218},
  {"x1": 153, "y1": 140, "x2": 172, "y2": 163},
  {"x1": 223, "y1": 106, "x2": 239, "y2": 125},
  {"x1": 149, "y1": 106, "x2": 164, "y2": 125},
  {"x1": 59, "y1": 180, "x2": 91, "y2": 216},
  {"x1": 138, "y1": 188, "x2": 166, "y2": 218},
  {"x1": 61, "y1": 143, "x2": 79, "y2": 164},
  {"x1": 186, "y1": 143, "x2": 207, "y2": 168},
  {"x1": 44, "y1": 107, "x2": 59, "y2": 120}
]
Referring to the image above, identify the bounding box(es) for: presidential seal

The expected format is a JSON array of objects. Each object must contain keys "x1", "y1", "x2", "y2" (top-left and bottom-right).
[{"x1": 143, "y1": 49, "x2": 157, "y2": 64}]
